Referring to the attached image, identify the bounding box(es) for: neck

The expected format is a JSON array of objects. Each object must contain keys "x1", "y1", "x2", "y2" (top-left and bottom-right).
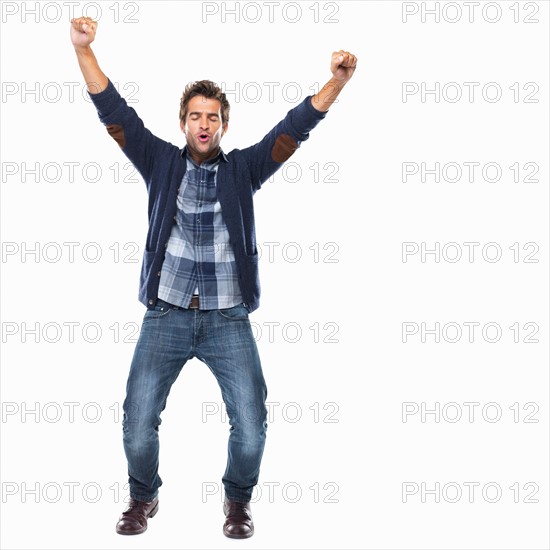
[{"x1": 189, "y1": 146, "x2": 220, "y2": 165}]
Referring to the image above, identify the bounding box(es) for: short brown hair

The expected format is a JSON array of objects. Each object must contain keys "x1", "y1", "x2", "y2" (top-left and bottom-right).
[{"x1": 179, "y1": 80, "x2": 230, "y2": 125}]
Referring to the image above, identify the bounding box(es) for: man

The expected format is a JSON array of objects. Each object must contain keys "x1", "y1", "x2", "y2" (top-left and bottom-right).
[{"x1": 70, "y1": 15, "x2": 357, "y2": 539}]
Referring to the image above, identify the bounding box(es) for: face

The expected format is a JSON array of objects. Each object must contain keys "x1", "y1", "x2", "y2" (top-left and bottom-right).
[{"x1": 181, "y1": 95, "x2": 228, "y2": 164}]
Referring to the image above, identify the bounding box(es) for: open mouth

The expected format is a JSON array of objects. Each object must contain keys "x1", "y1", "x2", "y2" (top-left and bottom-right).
[{"x1": 198, "y1": 133, "x2": 210, "y2": 143}]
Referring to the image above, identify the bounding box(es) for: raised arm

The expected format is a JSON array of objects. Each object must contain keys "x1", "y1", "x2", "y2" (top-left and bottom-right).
[
  {"x1": 243, "y1": 50, "x2": 358, "y2": 190},
  {"x1": 70, "y1": 17, "x2": 108, "y2": 94},
  {"x1": 69, "y1": 17, "x2": 174, "y2": 188},
  {"x1": 311, "y1": 50, "x2": 358, "y2": 112}
]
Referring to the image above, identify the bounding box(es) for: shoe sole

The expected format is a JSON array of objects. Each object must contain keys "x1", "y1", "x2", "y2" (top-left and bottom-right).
[
  {"x1": 116, "y1": 501, "x2": 159, "y2": 535},
  {"x1": 223, "y1": 532, "x2": 254, "y2": 539},
  {"x1": 223, "y1": 527, "x2": 254, "y2": 539}
]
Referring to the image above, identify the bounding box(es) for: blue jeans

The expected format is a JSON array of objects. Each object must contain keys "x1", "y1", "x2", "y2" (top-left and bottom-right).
[{"x1": 122, "y1": 298, "x2": 268, "y2": 503}]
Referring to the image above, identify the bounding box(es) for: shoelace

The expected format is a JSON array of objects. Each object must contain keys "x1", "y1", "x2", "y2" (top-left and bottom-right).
[
  {"x1": 124, "y1": 499, "x2": 150, "y2": 515},
  {"x1": 226, "y1": 502, "x2": 251, "y2": 522}
]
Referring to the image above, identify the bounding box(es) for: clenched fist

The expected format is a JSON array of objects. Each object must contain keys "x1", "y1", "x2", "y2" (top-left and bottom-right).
[
  {"x1": 70, "y1": 17, "x2": 98, "y2": 49},
  {"x1": 331, "y1": 50, "x2": 357, "y2": 83}
]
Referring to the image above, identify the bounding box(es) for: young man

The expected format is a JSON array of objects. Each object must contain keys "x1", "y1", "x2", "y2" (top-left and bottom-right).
[{"x1": 70, "y1": 15, "x2": 356, "y2": 539}]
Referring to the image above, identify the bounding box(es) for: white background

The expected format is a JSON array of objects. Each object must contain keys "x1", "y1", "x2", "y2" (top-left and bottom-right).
[{"x1": 1, "y1": 1, "x2": 548, "y2": 549}]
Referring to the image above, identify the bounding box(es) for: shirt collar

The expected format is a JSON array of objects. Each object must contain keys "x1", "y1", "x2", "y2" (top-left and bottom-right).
[{"x1": 180, "y1": 145, "x2": 228, "y2": 165}]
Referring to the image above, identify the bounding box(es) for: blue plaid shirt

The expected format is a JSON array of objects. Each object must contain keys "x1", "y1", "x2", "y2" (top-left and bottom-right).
[{"x1": 157, "y1": 147, "x2": 243, "y2": 309}]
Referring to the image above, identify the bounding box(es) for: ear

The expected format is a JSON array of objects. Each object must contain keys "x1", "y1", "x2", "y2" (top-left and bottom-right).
[
  {"x1": 180, "y1": 120, "x2": 185, "y2": 132},
  {"x1": 222, "y1": 122, "x2": 229, "y2": 136}
]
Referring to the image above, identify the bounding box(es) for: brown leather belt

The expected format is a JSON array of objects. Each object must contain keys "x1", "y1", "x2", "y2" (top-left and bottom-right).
[{"x1": 157, "y1": 295, "x2": 200, "y2": 310}]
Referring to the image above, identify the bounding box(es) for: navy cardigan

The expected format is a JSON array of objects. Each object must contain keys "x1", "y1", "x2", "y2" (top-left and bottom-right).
[{"x1": 89, "y1": 79, "x2": 328, "y2": 312}]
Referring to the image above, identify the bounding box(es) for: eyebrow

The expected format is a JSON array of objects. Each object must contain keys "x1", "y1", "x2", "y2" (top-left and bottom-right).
[{"x1": 188, "y1": 111, "x2": 219, "y2": 117}]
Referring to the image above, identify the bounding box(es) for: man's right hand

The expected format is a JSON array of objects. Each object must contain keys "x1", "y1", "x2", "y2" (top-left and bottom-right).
[
  {"x1": 71, "y1": 16, "x2": 107, "y2": 93},
  {"x1": 70, "y1": 17, "x2": 98, "y2": 49}
]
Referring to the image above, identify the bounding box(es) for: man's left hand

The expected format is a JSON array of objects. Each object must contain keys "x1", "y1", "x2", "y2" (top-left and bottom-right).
[{"x1": 331, "y1": 50, "x2": 358, "y2": 83}]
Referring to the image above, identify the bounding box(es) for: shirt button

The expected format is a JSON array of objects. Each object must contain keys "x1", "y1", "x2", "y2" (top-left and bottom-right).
[
  {"x1": 173, "y1": 215, "x2": 176, "y2": 220},
  {"x1": 165, "y1": 243, "x2": 168, "y2": 248},
  {"x1": 148, "y1": 299, "x2": 154, "y2": 305},
  {"x1": 157, "y1": 271, "x2": 161, "y2": 277}
]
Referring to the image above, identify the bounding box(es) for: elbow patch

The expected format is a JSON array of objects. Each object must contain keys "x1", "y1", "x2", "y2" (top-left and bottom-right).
[
  {"x1": 271, "y1": 134, "x2": 298, "y2": 163},
  {"x1": 106, "y1": 124, "x2": 126, "y2": 148}
]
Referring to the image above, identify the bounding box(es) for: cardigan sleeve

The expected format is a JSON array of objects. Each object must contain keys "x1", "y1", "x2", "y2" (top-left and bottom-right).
[
  {"x1": 241, "y1": 96, "x2": 328, "y2": 191},
  {"x1": 88, "y1": 79, "x2": 167, "y2": 188}
]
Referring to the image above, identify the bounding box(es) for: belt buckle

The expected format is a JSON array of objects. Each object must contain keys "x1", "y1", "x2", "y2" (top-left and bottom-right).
[{"x1": 189, "y1": 295, "x2": 199, "y2": 309}]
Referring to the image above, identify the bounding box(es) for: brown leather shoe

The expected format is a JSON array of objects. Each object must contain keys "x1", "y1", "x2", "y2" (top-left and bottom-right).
[
  {"x1": 223, "y1": 498, "x2": 254, "y2": 539},
  {"x1": 115, "y1": 497, "x2": 159, "y2": 535}
]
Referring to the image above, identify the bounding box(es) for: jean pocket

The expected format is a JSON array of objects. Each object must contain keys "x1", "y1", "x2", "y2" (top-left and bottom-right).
[
  {"x1": 143, "y1": 302, "x2": 173, "y2": 321},
  {"x1": 217, "y1": 304, "x2": 249, "y2": 320}
]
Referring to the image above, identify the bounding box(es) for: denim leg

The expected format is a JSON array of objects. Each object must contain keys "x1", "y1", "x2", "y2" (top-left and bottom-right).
[
  {"x1": 196, "y1": 305, "x2": 268, "y2": 503},
  {"x1": 122, "y1": 303, "x2": 193, "y2": 501}
]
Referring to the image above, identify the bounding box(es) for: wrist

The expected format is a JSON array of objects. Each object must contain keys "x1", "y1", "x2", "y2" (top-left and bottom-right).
[
  {"x1": 74, "y1": 45, "x2": 93, "y2": 57},
  {"x1": 329, "y1": 75, "x2": 349, "y2": 87}
]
